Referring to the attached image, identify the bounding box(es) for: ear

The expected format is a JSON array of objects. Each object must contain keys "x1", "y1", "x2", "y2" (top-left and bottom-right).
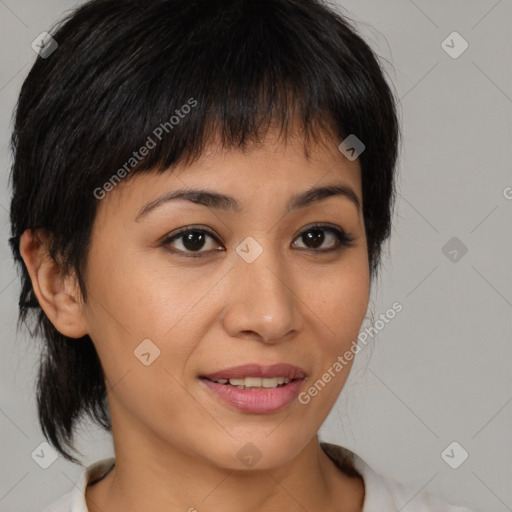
[{"x1": 19, "y1": 229, "x2": 88, "y2": 338}]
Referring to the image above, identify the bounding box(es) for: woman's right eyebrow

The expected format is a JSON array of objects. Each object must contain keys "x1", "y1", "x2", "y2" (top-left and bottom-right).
[
  {"x1": 135, "y1": 189, "x2": 243, "y2": 221},
  {"x1": 134, "y1": 183, "x2": 361, "y2": 222}
]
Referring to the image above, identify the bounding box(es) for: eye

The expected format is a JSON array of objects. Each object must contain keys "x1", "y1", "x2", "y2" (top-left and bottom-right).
[
  {"x1": 291, "y1": 224, "x2": 354, "y2": 252},
  {"x1": 161, "y1": 226, "x2": 224, "y2": 258},
  {"x1": 161, "y1": 223, "x2": 354, "y2": 258}
]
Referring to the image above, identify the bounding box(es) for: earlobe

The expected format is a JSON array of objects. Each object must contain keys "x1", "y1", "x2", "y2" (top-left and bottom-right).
[{"x1": 19, "y1": 229, "x2": 88, "y2": 339}]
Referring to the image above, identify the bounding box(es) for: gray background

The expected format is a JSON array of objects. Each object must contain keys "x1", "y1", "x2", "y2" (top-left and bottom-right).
[{"x1": 1, "y1": 1, "x2": 511, "y2": 511}]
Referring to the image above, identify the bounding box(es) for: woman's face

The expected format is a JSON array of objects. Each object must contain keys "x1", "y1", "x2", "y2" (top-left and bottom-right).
[{"x1": 81, "y1": 127, "x2": 370, "y2": 469}]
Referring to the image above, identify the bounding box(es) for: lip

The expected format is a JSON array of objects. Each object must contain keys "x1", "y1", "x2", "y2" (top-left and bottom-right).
[
  {"x1": 201, "y1": 363, "x2": 306, "y2": 381},
  {"x1": 200, "y1": 377, "x2": 305, "y2": 414},
  {"x1": 199, "y1": 363, "x2": 307, "y2": 414}
]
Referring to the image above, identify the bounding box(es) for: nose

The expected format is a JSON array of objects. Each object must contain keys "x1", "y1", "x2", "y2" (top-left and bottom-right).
[{"x1": 221, "y1": 243, "x2": 303, "y2": 344}]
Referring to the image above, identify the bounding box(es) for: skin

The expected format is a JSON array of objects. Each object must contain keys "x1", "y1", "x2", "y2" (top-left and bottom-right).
[{"x1": 20, "y1": 124, "x2": 370, "y2": 512}]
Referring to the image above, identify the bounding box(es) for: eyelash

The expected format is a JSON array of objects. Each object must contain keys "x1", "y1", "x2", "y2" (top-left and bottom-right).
[{"x1": 160, "y1": 224, "x2": 355, "y2": 258}]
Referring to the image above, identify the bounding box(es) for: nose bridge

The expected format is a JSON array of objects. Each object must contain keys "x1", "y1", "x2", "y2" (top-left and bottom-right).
[{"x1": 222, "y1": 235, "x2": 302, "y2": 343}]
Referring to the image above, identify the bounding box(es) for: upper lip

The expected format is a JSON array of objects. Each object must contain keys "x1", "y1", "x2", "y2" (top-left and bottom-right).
[{"x1": 201, "y1": 363, "x2": 306, "y2": 381}]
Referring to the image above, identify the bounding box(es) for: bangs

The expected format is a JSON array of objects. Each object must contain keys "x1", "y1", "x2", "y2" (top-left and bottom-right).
[
  {"x1": 91, "y1": 0, "x2": 358, "y2": 176},
  {"x1": 15, "y1": 0, "x2": 379, "y2": 204}
]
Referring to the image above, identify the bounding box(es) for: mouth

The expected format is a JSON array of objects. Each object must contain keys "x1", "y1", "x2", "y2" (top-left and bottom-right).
[
  {"x1": 202, "y1": 376, "x2": 296, "y2": 390},
  {"x1": 200, "y1": 362, "x2": 306, "y2": 388},
  {"x1": 199, "y1": 363, "x2": 306, "y2": 414}
]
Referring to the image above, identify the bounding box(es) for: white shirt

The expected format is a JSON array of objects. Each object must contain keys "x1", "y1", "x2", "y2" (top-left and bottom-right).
[{"x1": 42, "y1": 443, "x2": 477, "y2": 512}]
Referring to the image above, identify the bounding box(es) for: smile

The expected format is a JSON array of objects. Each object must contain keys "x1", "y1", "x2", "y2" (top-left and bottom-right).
[
  {"x1": 207, "y1": 376, "x2": 291, "y2": 389},
  {"x1": 199, "y1": 363, "x2": 307, "y2": 414}
]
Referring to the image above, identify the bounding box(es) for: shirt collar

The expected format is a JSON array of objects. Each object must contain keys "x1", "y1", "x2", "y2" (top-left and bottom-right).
[{"x1": 320, "y1": 441, "x2": 397, "y2": 511}]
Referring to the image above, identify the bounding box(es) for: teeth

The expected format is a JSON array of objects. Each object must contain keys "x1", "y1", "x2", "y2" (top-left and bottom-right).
[{"x1": 212, "y1": 377, "x2": 291, "y2": 388}]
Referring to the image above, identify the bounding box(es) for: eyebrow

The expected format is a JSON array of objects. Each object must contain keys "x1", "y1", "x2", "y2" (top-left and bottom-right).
[{"x1": 135, "y1": 183, "x2": 361, "y2": 221}]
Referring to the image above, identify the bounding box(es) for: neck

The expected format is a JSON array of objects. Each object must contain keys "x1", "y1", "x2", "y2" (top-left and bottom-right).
[{"x1": 85, "y1": 414, "x2": 364, "y2": 512}]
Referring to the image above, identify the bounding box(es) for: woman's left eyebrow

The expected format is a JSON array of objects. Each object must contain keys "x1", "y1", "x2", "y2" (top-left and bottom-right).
[{"x1": 134, "y1": 183, "x2": 361, "y2": 222}]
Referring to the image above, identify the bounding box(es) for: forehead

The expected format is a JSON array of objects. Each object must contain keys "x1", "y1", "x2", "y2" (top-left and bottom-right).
[{"x1": 96, "y1": 123, "x2": 362, "y2": 221}]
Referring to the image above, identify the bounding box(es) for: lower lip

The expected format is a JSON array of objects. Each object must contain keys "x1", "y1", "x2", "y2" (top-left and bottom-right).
[{"x1": 200, "y1": 378, "x2": 304, "y2": 414}]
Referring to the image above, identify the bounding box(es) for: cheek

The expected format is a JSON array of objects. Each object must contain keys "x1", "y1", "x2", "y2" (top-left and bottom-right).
[
  {"x1": 84, "y1": 244, "x2": 198, "y2": 338},
  {"x1": 304, "y1": 249, "x2": 370, "y2": 339},
  {"x1": 298, "y1": 260, "x2": 369, "y2": 420},
  {"x1": 82, "y1": 245, "x2": 205, "y2": 396},
  {"x1": 299, "y1": 248, "x2": 369, "y2": 402},
  {"x1": 81, "y1": 248, "x2": 201, "y2": 427}
]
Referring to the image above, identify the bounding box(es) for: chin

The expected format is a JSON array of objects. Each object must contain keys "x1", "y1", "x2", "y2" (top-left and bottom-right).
[{"x1": 196, "y1": 432, "x2": 313, "y2": 472}]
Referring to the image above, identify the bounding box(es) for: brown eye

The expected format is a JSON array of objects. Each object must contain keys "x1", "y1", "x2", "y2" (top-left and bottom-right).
[
  {"x1": 161, "y1": 227, "x2": 224, "y2": 257},
  {"x1": 180, "y1": 231, "x2": 208, "y2": 251},
  {"x1": 301, "y1": 228, "x2": 326, "y2": 249},
  {"x1": 292, "y1": 225, "x2": 354, "y2": 252}
]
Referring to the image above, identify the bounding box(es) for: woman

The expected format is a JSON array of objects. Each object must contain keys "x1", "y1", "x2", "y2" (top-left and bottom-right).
[{"x1": 9, "y1": 0, "x2": 476, "y2": 510}]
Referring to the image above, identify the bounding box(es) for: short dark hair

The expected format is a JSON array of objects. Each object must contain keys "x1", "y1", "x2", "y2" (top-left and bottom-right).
[{"x1": 9, "y1": 0, "x2": 400, "y2": 463}]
